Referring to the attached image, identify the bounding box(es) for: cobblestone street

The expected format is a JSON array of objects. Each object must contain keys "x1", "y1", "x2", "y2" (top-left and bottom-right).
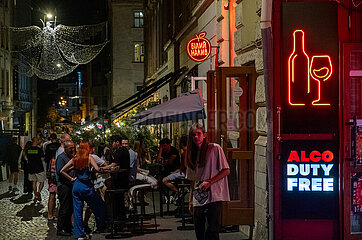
[{"x1": 0, "y1": 173, "x2": 247, "y2": 240}]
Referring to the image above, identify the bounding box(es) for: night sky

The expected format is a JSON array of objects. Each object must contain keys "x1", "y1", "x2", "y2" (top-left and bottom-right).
[{"x1": 31, "y1": 0, "x2": 107, "y2": 27}]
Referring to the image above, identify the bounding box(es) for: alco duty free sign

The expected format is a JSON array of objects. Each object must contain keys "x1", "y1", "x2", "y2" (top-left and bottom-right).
[{"x1": 281, "y1": 140, "x2": 339, "y2": 219}]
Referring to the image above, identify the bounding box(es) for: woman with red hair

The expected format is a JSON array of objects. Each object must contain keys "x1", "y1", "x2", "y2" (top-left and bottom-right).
[{"x1": 61, "y1": 142, "x2": 106, "y2": 240}]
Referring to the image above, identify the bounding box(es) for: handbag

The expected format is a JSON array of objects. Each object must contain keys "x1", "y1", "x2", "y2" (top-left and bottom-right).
[{"x1": 193, "y1": 187, "x2": 209, "y2": 204}]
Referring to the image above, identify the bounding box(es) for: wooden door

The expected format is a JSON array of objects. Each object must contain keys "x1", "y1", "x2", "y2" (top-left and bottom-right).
[{"x1": 207, "y1": 66, "x2": 258, "y2": 232}]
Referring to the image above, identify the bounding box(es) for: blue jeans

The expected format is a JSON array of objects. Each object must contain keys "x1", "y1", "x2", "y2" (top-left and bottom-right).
[{"x1": 72, "y1": 179, "x2": 106, "y2": 238}]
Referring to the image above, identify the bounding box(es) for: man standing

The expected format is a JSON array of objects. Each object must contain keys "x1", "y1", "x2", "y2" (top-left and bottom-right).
[
  {"x1": 109, "y1": 135, "x2": 130, "y2": 220},
  {"x1": 45, "y1": 133, "x2": 60, "y2": 171},
  {"x1": 55, "y1": 133, "x2": 71, "y2": 160},
  {"x1": 5, "y1": 137, "x2": 22, "y2": 191},
  {"x1": 56, "y1": 140, "x2": 75, "y2": 236},
  {"x1": 110, "y1": 135, "x2": 130, "y2": 189},
  {"x1": 121, "y1": 137, "x2": 137, "y2": 182},
  {"x1": 27, "y1": 137, "x2": 46, "y2": 201}
]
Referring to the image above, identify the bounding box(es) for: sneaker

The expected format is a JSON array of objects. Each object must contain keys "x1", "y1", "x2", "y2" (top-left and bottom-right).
[
  {"x1": 12, "y1": 187, "x2": 19, "y2": 192},
  {"x1": 169, "y1": 195, "x2": 175, "y2": 204}
]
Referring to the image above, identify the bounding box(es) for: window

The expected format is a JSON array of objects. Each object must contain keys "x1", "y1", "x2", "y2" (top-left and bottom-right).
[
  {"x1": 135, "y1": 84, "x2": 143, "y2": 93},
  {"x1": 134, "y1": 11, "x2": 143, "y2": 28},
  {"x1": 134, "y1": 43, "x2": 144, "y2": 63}
]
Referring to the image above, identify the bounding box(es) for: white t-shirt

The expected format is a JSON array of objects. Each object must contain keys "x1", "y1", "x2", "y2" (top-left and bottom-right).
[{"x1": 186, "y1": 143, "x2": 230, "y2": 207}]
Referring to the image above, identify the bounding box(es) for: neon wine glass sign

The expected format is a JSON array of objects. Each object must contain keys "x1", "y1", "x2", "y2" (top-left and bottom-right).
[{"x1": 287, "y1": 30, "x2": 333, "y2": 106}]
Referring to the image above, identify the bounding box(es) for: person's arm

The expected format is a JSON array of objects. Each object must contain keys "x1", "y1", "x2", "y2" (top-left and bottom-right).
[
  {"x1": 199, "y1": 168, "x2": 230, "y2": 191},
  {"x1": 89, "y1": 156, "x2": 101, "y2": 172},
  {"x1": 60, "y1": 159, "x2": 76, "y2": 182},
  {"x1": 147, "y1": 151, "x2": 152, "y2": 164},
  {"x1": 170, "y1": 169, "x2": 180, "y2": 174},
  {"x1": 156, "y1": 145, "x2": 163, "y2": 162}
]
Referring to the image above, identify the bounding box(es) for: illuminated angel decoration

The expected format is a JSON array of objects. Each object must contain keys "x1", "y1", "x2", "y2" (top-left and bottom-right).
[{"x1": 10, "y1": 21, "x2": 108, "y2": 80}]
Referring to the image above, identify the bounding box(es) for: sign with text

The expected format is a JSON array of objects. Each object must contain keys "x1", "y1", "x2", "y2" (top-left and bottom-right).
[
  {"x1": 281, "y1": 140, "x2": 339, "y2": 219},
  {"x1": 187, "y1": 32, "x2": 211, "y2": 62},
  {"x1": 281, "y1": 2, "x2": 338, "y2": 134}
]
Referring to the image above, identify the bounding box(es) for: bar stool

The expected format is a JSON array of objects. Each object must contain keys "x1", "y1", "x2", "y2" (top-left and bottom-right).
[
  {"x1": 129, "y1": 185, "x2": 157, "y2": 234},
  {"x1": 105, "y1": 188, "x2": 132, "y2": 239},
  {"x1": 176, "y1": 180, "x2": 194, "y2": 231}
]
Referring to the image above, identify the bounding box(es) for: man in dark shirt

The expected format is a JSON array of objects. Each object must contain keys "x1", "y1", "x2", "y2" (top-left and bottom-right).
[
  {"x1": 45, "y1": 133, "x2": 60, "y2": 171},
  {"x1": 27, "y1": 137, "x2": 45, "y2": 201},
  {"x1": 110, "y1": 135, "x2": 130, "y2": 189},
  {"x1": 157, "y1": 138, "x2": 180, "y2": 176},
  {"x1": 55, "y1": 140, "x2": 75, "y2": 236},
  {"x1": 109, "y1": 135, "x2": 130, "y2": 220}
]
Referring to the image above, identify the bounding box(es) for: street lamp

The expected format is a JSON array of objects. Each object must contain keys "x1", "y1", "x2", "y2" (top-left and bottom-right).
[{"x1": 44, "y1": 12, "x2": 57, "y2": 27}]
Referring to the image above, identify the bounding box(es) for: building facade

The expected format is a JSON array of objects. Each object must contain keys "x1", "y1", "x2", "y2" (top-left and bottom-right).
[
  {"x1": 144, "y1": 0, "x2": 266, "y2": 238},
  {"x1": 0, "y1": 0, "x2": 13, "y2": 131},
  {"x1": 108, "y1": 0, "x2": 145, "y2": 109}
]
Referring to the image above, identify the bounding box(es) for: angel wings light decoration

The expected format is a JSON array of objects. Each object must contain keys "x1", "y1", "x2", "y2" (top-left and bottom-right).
[{"x1": 10, "y1": 21, "x2": 108, "y2": 80}]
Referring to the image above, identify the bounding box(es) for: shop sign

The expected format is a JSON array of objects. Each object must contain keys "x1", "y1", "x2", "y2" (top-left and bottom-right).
[
  {"x1": 280, "y1": 2, "x2": 339, "y2": 220},
  {"x1": 281, "y1": 140, "x2": 338, "y2": 219},
  {"x1": 187, "y1": 32, "x2": 211, "y2": 62},
  {"x1": 281, "y1": 2, "x2": 338, "y2": 134}
]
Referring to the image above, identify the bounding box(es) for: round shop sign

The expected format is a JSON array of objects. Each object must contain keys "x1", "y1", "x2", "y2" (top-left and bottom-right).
[
  {"x1": 234, "y1": 86, "x2": 243, "y2": 97},
  {"x1": 187, "y1": 32, "x2": 211, "y2": 62}
]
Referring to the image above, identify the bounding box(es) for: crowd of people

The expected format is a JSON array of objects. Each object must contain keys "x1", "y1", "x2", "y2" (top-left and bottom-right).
[{"x1": 2, "y1": 123, "x2": 231, "y2": 240}]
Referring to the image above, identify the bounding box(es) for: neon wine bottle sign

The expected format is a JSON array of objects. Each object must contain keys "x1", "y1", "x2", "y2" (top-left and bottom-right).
[
  {"x1": 288, "y1": 30, "x2": 333, "y2": 106},
  {"x1": 187, "y1": 32, "x2": 211, "y2": 62}
]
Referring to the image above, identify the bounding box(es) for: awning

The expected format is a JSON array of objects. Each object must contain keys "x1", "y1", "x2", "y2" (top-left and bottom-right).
[
  {"x1": 132, "y1": 89, "x2": 205, "y2": 126},
  {"x1": 109, "y1": 67, "x2": 188, "y2": 115}
]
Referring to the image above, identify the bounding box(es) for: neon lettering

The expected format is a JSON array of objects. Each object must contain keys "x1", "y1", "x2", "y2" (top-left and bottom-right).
[
  {"x1": 310, "y1": 150, "x2": 321, "y2": 162},
  {"x1": 187, "y1": 32, "x2": 211, "y2": 62},
  {"x1": 287, "y1": 150, "x2": 300, "y2": 162}
]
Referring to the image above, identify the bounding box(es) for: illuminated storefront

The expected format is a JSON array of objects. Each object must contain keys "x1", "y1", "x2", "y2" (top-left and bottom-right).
[{"x1": 273, "y1": 1, "x2": 362, "y2": 239}]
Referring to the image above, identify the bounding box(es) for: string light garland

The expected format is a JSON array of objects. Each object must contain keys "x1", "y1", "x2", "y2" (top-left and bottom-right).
[{"x1": 10, "y1": 22, "x2": 108, "y2": 80}]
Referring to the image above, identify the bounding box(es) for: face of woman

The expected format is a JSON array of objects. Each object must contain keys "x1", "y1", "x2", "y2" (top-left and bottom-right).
[{"x1": 192, "y1": 129, "x2": 205, "y2": 147}]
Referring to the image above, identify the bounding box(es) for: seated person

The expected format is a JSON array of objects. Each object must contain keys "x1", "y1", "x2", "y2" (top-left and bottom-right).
[
  {"x1": 162, "y1": 136, "x2": 187, "y2": 203},
  {"x1": 156, "y1": 138, "x2": 180, "y2": 178},
  {"x1": 121, "y1": 138, "x2": 158, "y2": 210}
]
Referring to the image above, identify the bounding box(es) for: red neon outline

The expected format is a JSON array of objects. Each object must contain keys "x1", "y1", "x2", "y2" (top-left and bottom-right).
[
  {"x1": 287, "y1": 30, "x2": 309, "y2": 106},
  {"x1": 187, "y1": 32, "x2": 211, "y2": 62},
  {"x1": 310, "y1": 55, "x2": 332, "y2": 106}
]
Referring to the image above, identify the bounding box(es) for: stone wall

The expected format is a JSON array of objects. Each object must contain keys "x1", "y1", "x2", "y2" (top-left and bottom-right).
[{"x1": 234, "y1": 0, "x2": 268, "y2": 239}]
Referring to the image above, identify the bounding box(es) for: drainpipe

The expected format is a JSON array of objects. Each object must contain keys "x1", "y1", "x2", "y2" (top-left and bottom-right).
[{"x1": 261, "y1": 0, "x2": 273, "y2": 239}]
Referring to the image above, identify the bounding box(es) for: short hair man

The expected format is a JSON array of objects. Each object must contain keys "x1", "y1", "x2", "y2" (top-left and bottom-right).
[
  {"x1": 157, "y1": 138, "x2": 180, "y2": 176},
  {"x1": 5, "y1": 137, "x2": 22, "y2": 191},
  {"x1": 109, "y1": 135, "x2": 130, "y2": 220},
  {"x1": 27, "y1": 137, "x2": 45, "y2": 201},
  {"x1": 55, "y1": 140, "x2": 75, "y2": 236}
]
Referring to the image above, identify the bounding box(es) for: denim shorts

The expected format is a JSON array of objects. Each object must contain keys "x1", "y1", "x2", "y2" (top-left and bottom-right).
[{"x1": 167, "y1": 171, "x2": 185, "y2": 181}]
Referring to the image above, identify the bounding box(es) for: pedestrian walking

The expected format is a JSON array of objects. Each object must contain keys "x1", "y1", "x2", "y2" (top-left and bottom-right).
[
  {"x1": 186, "y1": 123, "x2": 230, "y2": 240},
  {"x1": 21, "y1": 141, "x2": 33, "y2": 194},
  {"x1": 5, "y1": 137, "x2": 22, "y2": 192},
  {"x1": 60, "y1": 142, "x2": 106, "y2": 240},
  {"x1": 27, "y1": 137, "x2": 46, "y2": 201},
  {"x1": 44, "y1": 133, "x2": 60, "y2": 221}
]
